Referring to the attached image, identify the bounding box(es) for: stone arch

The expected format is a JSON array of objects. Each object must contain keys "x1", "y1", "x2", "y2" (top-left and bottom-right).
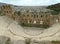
[{"x1": 41, "y1": 15, "x2": 43, "y2": 18}]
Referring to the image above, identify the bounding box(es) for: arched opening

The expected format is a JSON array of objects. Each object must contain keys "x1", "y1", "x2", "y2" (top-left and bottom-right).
[
  {"x1": 56, "y1": 19, "x2": 59, "y2": 23},
  {"x1": 40, "y1": 20, "x2": 43, "y2": 24},
  {"x1": 33, "y1": 20, "x2": 36, "y2": 24},
  {"x1": 28, "y1": 20, "x2": 30, "y2": 23},
  {"x1": 41, "y1": 15, "x2": 43, "y2": 18}
]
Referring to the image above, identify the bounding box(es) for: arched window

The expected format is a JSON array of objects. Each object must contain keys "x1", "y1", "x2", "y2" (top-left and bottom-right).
[
  {"x1": 30, "y1": 20, "x2": 31, "y2": 23},
  {"x1": 56, "y1": 19, "x2": 58, "y2": 23},
  {"x1": 7, "y1": 11, "x2": 8, "y2": 13},
  {"x1": 40, "y1": 20, "x2": 43, "y2": 24},
  {"x1": 28, "y1": 20, "x2": 30, "y2": 23},
  {"x1": 41, "y1": 15, "x2": 43, "y2": 18},
  {"x1": 33, "y1": 20, "x2": 36, "y2": 24},
  {"x1": 37, "y1": 15, "x2": 38, "y2": 18},
  {"x1": 27, "y1": 15, "x2": 29, "y2": 17}
]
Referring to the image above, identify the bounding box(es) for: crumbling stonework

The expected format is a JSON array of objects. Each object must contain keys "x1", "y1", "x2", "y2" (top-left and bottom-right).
[
  {"x1": 14, "y1": 12, "x2": 60, "y2": 28},
  {"x1": 0, "y1": 5, "x2": 14, "y2": 18},
  {"x1": 0, "y1": 5, "x2": 60, "y2": 28}
]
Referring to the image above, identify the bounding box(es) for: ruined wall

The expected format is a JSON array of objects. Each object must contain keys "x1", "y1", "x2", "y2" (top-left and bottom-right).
[
  {"x1": 0, "y1": 5, "x2": 60, "y2": 27},
  {"x1": 15, "y1": 12, "x2": 60, "y2": 27},
  {"x1": 16, "y1": 12, "x2": 54, "y2": 27},
  {"x1": 0, "y1": 5, "x2": 14, "y2": 18}
]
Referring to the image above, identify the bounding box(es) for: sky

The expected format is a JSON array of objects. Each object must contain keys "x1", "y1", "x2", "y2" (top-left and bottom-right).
[{"x1": 0, "y1": 0, "x2": 60, "y2": 6}]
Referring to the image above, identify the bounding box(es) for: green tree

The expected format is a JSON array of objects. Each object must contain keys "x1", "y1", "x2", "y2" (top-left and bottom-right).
[{"x1": 47, "y1": 3, "x2": 60, "y2": 15}]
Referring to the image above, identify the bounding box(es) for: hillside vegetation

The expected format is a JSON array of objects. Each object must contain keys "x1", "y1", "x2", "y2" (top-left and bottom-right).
[{"x1": 47, "y1": 3, "x2": 60, "y2": 15}]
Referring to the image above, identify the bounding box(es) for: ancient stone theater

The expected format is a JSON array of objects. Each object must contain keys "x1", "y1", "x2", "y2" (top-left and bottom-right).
[{"x1": 0, "y1": 5, "x2": 60, "y2": 28}]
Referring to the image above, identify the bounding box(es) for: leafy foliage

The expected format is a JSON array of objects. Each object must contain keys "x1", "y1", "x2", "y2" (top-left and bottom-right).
[
  {"x1": 51, "y1": 11, "x2": 59, "y2": 15},
  {"x1": 47, "y1": 3, "x2": 60, "y2": 15}
]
